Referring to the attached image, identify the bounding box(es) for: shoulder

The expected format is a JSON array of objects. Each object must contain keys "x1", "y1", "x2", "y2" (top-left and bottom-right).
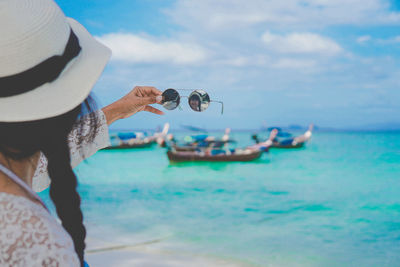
[{"x1": 0, "y1": 193, "x2": 80, "y2": 267}]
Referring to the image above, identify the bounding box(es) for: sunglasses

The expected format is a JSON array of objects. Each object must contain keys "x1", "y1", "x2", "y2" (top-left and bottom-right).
[{"x1": 161, "y1": 88, "x2": 224, "y2": 114}]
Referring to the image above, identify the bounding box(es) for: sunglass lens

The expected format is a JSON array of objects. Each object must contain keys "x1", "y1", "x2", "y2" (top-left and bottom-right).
[
  {"x1": 188, "y1": 90, "x2": 210, "y2": 112},
  {"x1": 162, "y1": 88, "x2": 180, "y2": 110}
]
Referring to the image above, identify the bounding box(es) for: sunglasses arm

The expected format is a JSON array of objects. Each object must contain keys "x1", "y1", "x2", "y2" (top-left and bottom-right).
[{"x1": 211, "y1": 100, "x2": 224, "y2": 114}]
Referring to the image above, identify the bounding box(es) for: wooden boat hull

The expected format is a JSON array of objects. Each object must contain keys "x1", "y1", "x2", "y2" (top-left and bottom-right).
[
  {"x1": 271, "y1": 142, "x2": 305, "y2": 149},
  {"x1": 167, "y1": 150, "x2": 262, "y2": 162},
  {"x1": 172, "y1": 143, "x2": 233, "y2": 152},
  {"x1": 103, "y1": 141, "x2": 154, "y2": 150},
  {"x1": 173, "y1": 145, "x2": 197, "y2": 152}
]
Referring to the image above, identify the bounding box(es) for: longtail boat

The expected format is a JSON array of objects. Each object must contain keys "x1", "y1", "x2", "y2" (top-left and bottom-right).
[
  {"x1": 271, "y1": 141, "x2": 305, "y2": 149},
  {"x1": 172, "y1": 145, "x2": 197, "y2": 152},
  {"x1": 103, "y1": 139, "x2": 154, "y2": 150},
  {"x1": 269, "y1": 124, "x2": 313, "y2": 149},
  {"x1": 167, "y1": 149, "x2": 262, "y2": 162},
  {"x1": 172, "y1": 140, "x2": 235, "y2": 152}
]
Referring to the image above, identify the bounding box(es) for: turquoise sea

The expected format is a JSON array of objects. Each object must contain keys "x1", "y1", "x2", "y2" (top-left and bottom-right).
[{"x1": 40, "y1": 131, "x2": 400, "y2": 266}]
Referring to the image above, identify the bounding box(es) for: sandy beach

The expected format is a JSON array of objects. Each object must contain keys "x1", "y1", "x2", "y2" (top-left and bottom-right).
[{"x1": 85, "y1": 237, "x2": 254, "y2": 267}]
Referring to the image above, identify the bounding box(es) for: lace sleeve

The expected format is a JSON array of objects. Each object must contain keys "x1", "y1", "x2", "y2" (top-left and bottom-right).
[
  {"x1": 0, "y1": 193, "x2": 80, "y2": 267},
  {"x1": 32, "y1": 110, "x2": 110, "y2": 192}
]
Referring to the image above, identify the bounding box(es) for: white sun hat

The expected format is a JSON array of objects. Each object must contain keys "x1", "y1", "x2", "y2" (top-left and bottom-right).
[{"x1": 0, "y1": 0, "x2": 111, "y2": 122}]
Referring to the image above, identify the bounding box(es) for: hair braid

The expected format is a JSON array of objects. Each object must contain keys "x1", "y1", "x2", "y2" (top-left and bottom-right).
[
  {"x1": 42, "y1": 137, "x2": 86, "y2": 266},
  {"x1": 0, "y1": 98, "x2": 98, "y2": 267}
]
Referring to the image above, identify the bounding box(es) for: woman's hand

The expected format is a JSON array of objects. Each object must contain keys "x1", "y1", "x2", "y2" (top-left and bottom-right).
[{"x1": 102, "y1": 86, "x2": 164, "y2": 125}]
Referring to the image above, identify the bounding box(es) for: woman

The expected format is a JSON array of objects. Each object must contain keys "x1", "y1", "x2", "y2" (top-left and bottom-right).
[
  {"x1": 189, "y1": 94, "x2": 201, "y2": 111},
  {"x1": 0, "y1": 0, "x2": 163, "y2": 266}
]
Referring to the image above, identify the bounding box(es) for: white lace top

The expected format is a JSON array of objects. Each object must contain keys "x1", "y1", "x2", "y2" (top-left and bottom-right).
[
  {"x1": 33, "y1": 110, "x2": 110, "y2": 192},
  {"x1": 0, "y1": 110, "x2": 110, "y2": 267}
]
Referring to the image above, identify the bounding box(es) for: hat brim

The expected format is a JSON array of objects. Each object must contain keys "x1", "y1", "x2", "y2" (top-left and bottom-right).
[{"x1": 0, "y1": 18, "x2": 111, "y2": 122}]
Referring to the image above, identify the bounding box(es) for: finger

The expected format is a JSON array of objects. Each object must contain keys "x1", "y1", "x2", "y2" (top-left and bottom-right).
[
  {"x1": 136, "y1": 87, "x2": 145, "y2": 97},
  {"x1": 144, "y1": 87, "x2": 163, "y2": 103},
  {"x1": 155, "y1": 95, "x2": 163, "y2": 103},
  {"x1": 131, "y1": 86, "x2": 143, "y2": 97},
  {"x1": 139, "y1": 96, "x2": 158, "y2": 105},
  {"x1": 144, "y1": 105, "x2": 164, "y2": 115},
  {"x1": 144, "y1": 86, "x2": 162, "y2": 96},
  {"x1": 136, "y1": 90, "x2": 143, "y2": 97}
]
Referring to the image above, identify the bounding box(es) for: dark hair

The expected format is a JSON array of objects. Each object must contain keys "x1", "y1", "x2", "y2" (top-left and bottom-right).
[{"x1": 0, "y1": 96, "x2": 99, "y2": 266}]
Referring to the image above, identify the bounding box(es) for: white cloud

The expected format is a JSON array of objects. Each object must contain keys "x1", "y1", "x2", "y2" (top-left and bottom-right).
[
  {"x1": 357, "y1": 35, "x2": 371, "y2": 43},
  {"x1": 377, "y1": 35, "x2": 400, "y2": 44},
  {"x1": 97, "y1": 33, "x2": 207, "y2": 64},
  {"x1": 356, "y1": 35, "x2": 400, "y2": 45},
  {"x1": 273, "y1": 58, "x2": 317, "y2": 69},
  {"x1": 93, "y1": 0, "x2": 400, "y2": 129},
  {"x1": 217, "y1": 56, "x2": 251, "y2": 67},
  {"x1": 261, "y1": 31, "x2": 342, "y2": 55},
  {"x1": 166, "y1": 0, "x2": 400, "y2": 30}
]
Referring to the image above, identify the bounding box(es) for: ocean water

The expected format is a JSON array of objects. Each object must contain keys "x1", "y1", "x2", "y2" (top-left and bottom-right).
[{"x1": 40, "y1": 131, "x2": 400, "y2": 266}]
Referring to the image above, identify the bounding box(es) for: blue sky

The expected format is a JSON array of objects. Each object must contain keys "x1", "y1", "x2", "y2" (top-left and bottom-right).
[{"x1": 55, "y1": 0, "x2": 400, "y2": 130}]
